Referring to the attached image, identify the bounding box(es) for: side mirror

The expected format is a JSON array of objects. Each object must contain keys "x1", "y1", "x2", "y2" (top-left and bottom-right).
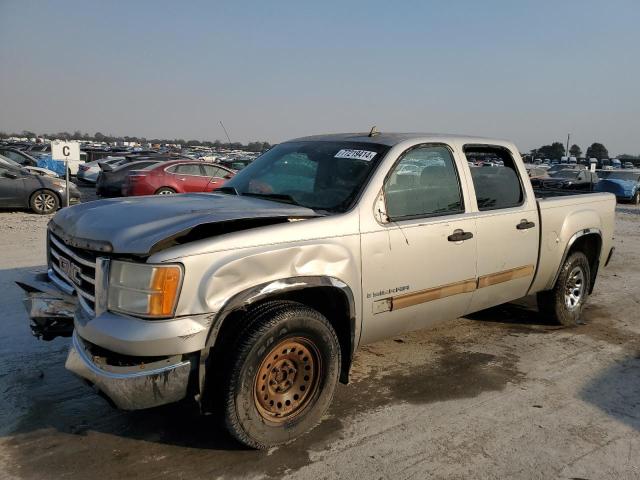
[{"x1": 3, "y1": 171, "x2": 19, "y2": 179}]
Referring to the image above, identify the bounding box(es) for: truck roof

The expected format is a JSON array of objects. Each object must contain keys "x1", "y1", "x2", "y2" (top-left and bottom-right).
[{"x1": 288, "y1": 132, "x2": 513, "y2": 148}]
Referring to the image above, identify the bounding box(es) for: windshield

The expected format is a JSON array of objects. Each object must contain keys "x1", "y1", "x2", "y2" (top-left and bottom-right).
[
  {"x1": 221, "y1": 141, "x2": 390, "y2": 212},
  {"x1": 551, "y1": 170, "x2": 579, "y2": 179},
  {"x1": 0, "y1": 154, "x2": 30, "y2": 174},
  {"x1": 599, "y1": 171, "x2": 639, "y2": 181}
]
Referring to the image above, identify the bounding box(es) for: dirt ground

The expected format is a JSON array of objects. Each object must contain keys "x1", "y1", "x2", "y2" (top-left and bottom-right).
[{"x1": 0, "y1": 193, "x2": 639, "y2": 480}]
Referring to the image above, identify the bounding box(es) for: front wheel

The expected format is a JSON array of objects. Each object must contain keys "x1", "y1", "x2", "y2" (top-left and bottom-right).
[
  {"x1": 30, "y1": 190, "x2": 60, "y2": 214},
  {"x1": 220, "y1": 301, "x2": 340, "y2": 449},
  {"x1": 537, "y1": 251, "x2": 591, "y2": 326}
]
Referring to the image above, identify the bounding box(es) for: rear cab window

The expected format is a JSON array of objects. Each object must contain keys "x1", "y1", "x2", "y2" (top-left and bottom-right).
[{"x1": 464, "y1": 145, "x2": 524, "y2": 211}]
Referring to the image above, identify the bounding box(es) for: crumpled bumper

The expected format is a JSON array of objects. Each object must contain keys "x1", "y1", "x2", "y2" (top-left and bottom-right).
[
  {"x1": 66, "y1": 331, "x2": 193, "y2": 410},
  {"x1": 17, "y1": 271, "x2": 196, "y2": 410},
  {"x1": 16, "y1": 270, "x2": 76, "y2": 340}
]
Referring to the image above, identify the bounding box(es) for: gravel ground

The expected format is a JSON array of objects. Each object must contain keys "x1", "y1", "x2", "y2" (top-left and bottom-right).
[{"x1": 0, "y1": 197, "x2": 638, "y2": 480}]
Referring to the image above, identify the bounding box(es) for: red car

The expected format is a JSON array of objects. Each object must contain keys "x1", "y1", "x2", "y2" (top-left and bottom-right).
[{"x1": 122, "y1": 160, "x2": 235, "y2": 196}]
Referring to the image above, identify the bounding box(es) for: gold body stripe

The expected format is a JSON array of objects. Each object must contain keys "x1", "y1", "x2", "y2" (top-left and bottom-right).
[
  {"x1": 476, "y1": 265, "x2": 535, "y2": 289},
  {"x1": 386, "y1": 264, "x2": 535, "y2": 312},
  {"x1": 392, "y1": 278, "x2": 477, "y2": 310}
]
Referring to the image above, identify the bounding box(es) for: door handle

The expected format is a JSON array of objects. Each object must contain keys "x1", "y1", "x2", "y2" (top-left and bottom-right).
[
  {"x1": 516, "y1": 219, "x2": 536, "y2": 230},
  {"x1": 448, "y1": 229, "x2": 474, "y2": 242}
]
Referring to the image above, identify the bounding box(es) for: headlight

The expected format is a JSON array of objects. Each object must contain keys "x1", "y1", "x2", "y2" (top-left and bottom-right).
[
  {"x1": 108, "y1": 261, "x2": 183, "y2": 318},
  {"x1": 51, "y1": 179, "x2": 66, "y2": 188}
]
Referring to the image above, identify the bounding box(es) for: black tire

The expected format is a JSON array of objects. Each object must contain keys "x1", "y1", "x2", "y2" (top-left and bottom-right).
[
  {"x1": 30, "y1": 189, "x2": 60, "y2": 214},
  {"x1": 219, "y1": 301, "x2": 340, "y2": 449},
  {"x1": 155, "y1": 187, "x2": 176, "y2": 195},
  {"x1": 537, "y1": 251, "x2": 591, "y2": 326},
  {"x1": 632, "y1": 191, "x2": 640, "y2": 206}
]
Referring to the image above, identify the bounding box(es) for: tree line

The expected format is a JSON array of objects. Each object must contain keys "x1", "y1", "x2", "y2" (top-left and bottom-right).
[
  {"x1": 0, "y1": 130, "x2": 272, "y2": 153},
  {"x1": 529, "y1": 142, "x2": 614, "y2": 160}
]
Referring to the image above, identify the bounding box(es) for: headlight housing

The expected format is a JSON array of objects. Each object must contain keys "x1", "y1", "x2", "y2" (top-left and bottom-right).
[{"x1": 108, "y1": 261, "x2": 183, "y2": 318}]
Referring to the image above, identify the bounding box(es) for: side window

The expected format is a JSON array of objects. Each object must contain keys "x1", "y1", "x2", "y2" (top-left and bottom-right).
[
  {"x1": 174, "y1": 164, "x2": 203, "y2": 176},
  {"x1": 466, "y1": 146, "x2": 524, "y2": 210},
  {"x1": 202, "y1": 165, "x2": 226, "y2": 178},
  {"x1": 384, "y1": 145, "x2": 464, "y2": 219}
]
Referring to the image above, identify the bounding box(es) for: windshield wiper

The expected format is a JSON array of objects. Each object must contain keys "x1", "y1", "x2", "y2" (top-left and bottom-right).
[
  {"x1": 216, "y1": 186, "x2": 239, "y2": 195},
  {"x1": 241, "y1": 192, "x2": 297, "y2": 205}
]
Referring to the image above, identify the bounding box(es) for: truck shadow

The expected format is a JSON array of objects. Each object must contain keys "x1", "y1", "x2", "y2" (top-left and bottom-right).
[{"x1": 464, "y1": 295, "x2": 562, "y2": 331}]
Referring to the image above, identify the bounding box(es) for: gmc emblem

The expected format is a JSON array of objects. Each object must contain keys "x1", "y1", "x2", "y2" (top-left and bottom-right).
[{"x1": 59, "y1": 257, "x2": 82, "y2": 287}]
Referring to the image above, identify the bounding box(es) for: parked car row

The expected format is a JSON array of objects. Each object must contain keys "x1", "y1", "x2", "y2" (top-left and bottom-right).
[{"x1": 526, "y1": 163, "x2": 640, "y2": 204}]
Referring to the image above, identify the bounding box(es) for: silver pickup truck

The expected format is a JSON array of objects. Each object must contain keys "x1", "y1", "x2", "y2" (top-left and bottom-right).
[{"x1": 18, "y1": 133, "x2": 616, "y2": 448}]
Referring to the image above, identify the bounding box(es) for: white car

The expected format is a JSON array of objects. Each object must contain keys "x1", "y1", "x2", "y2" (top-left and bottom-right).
[{"x1": 76, "y1": 156, "x2": 126, "y2": 183}]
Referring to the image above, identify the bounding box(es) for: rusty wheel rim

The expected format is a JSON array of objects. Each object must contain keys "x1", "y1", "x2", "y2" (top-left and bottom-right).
[{"x1": 254, "y1": 337, "x2": 321, "y2": 423}]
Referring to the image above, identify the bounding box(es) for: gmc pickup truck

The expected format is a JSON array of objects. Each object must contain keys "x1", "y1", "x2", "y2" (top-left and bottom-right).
[{"x1": 18, "y1": 133, "x2": 616, "y2": 448}]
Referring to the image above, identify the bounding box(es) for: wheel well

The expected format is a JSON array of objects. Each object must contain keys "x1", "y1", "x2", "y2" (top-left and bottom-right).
[
  {"x1": 155, "y1": 186, "x2": 176, "y2": 193},
  {"x1": 568, "y1": 233, "x2": 602, "y2": 293},
  {"x1": 213, "y1": 286, "x2": 354, "y2": 385}
]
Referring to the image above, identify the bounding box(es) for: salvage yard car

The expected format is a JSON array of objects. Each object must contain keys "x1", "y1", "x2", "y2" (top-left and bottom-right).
[
  {"x1": 595, "y1": 170, "x2": 640, "y2": 204},
  {"x1": 121, "y1": 160, "x2": 235, "y2": 196},
  {"x1": 17, "y1": 133, "x2": 615, "y2": 449},
  {"x1": 0, "y1": 161, "x2": 80, "y2": 214}
]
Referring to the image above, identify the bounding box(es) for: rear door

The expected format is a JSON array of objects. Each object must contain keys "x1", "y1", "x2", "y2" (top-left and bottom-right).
[
  {"x1": 464, "y1": 145, "x2": 539, "y2": 314},
  {"x1": 172, "y1": 163, "x2": 211, "y2": 192}
]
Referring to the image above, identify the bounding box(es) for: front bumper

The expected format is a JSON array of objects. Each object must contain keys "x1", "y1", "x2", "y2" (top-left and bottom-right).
[
  {"x1": 17, "y1": 269, "x2": 202, "y2": 410},
  {"x1": 66, "y1": 331, "x2": 193, "y2": 410}
]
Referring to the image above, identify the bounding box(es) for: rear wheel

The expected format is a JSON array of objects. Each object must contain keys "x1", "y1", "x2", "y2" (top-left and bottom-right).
[
  {"x1": 537, "y1": 251, "x2": 591, "y2": 326},
  {"x1": 30, "y1": 190, "x2": 60, "y2": 214},
  {"x1": 155, "y1": 187, "x2": 176, "y2": 195},
  {"x1": 219, "y1": 301, "x2": 340, "y2": 449}
]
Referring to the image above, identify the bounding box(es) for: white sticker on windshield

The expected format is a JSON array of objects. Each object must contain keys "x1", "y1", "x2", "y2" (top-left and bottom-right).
[{"x1": 334, "y1": 149, "x2": 377, "y2": 161}]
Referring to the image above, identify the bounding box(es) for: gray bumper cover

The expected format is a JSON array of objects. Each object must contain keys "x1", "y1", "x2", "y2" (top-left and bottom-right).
[{"x1": 65, "y1": 331, "x2": 192, "y2": 410}]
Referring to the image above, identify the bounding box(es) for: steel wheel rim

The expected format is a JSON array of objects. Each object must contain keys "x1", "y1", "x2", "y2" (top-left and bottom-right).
[
  {"x1": 565, "y1": 266, "x2": 585, "y2": 309},
  {"x1": 34, "y1": 193, "x2": 56, "y2": 213},
  {"x1": 254, "y1": 337, "x2": 322, "y2": 423}
]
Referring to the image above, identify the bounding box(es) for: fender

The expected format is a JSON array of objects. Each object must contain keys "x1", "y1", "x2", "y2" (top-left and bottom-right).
[
  {"x1": 196, "y1": 276, "x2": 357, "y2": 405},
  {"x1": 550, "y1": 228, "x2": 602, "y2": 288}
]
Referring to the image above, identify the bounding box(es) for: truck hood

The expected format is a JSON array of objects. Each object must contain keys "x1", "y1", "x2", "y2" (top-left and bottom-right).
[{"x1": 49, "y1": 193, "x2": 321, "y2": 255}]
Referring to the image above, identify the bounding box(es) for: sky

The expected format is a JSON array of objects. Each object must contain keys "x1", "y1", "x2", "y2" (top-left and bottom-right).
[{"x1": 1, "y1": 0, "x2": 639, "y2": 155}]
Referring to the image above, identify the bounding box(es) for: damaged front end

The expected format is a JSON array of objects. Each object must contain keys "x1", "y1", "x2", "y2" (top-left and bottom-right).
[{"x1": 16, "y1": 270, "x2": 76, "y2": 341}]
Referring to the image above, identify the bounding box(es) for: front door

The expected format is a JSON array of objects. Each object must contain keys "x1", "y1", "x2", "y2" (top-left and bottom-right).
[
  {"x1": 173, "y1": 163, "x2": 212, "y2": 192},
  {"x1": 360, "y1": 144, "x2": 477, "y2": 345},
  {"x1": 0, "y1": 165, "x2": 23, "y2": 206},
  {"x1": 201, "y1": 164, "x2": 231, "y2": 191}
]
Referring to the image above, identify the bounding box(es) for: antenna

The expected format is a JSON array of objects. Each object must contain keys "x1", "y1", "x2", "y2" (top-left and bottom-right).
[
  {"x1": 368, "y1": 125, "x2": 379, "y2": 137},
  {"x1": 220, "y1": 121, "x2": 232, "y2": 146}
]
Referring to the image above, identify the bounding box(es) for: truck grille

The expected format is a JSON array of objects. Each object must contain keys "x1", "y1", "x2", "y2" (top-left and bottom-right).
[{"x1": 48, "y1": 232, "x2": 98, "y2": 314}]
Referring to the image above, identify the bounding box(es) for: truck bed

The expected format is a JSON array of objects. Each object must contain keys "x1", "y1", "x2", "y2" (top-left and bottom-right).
[{"x1": 533, "y1": 188, "x2": 600, "y2": 199}]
